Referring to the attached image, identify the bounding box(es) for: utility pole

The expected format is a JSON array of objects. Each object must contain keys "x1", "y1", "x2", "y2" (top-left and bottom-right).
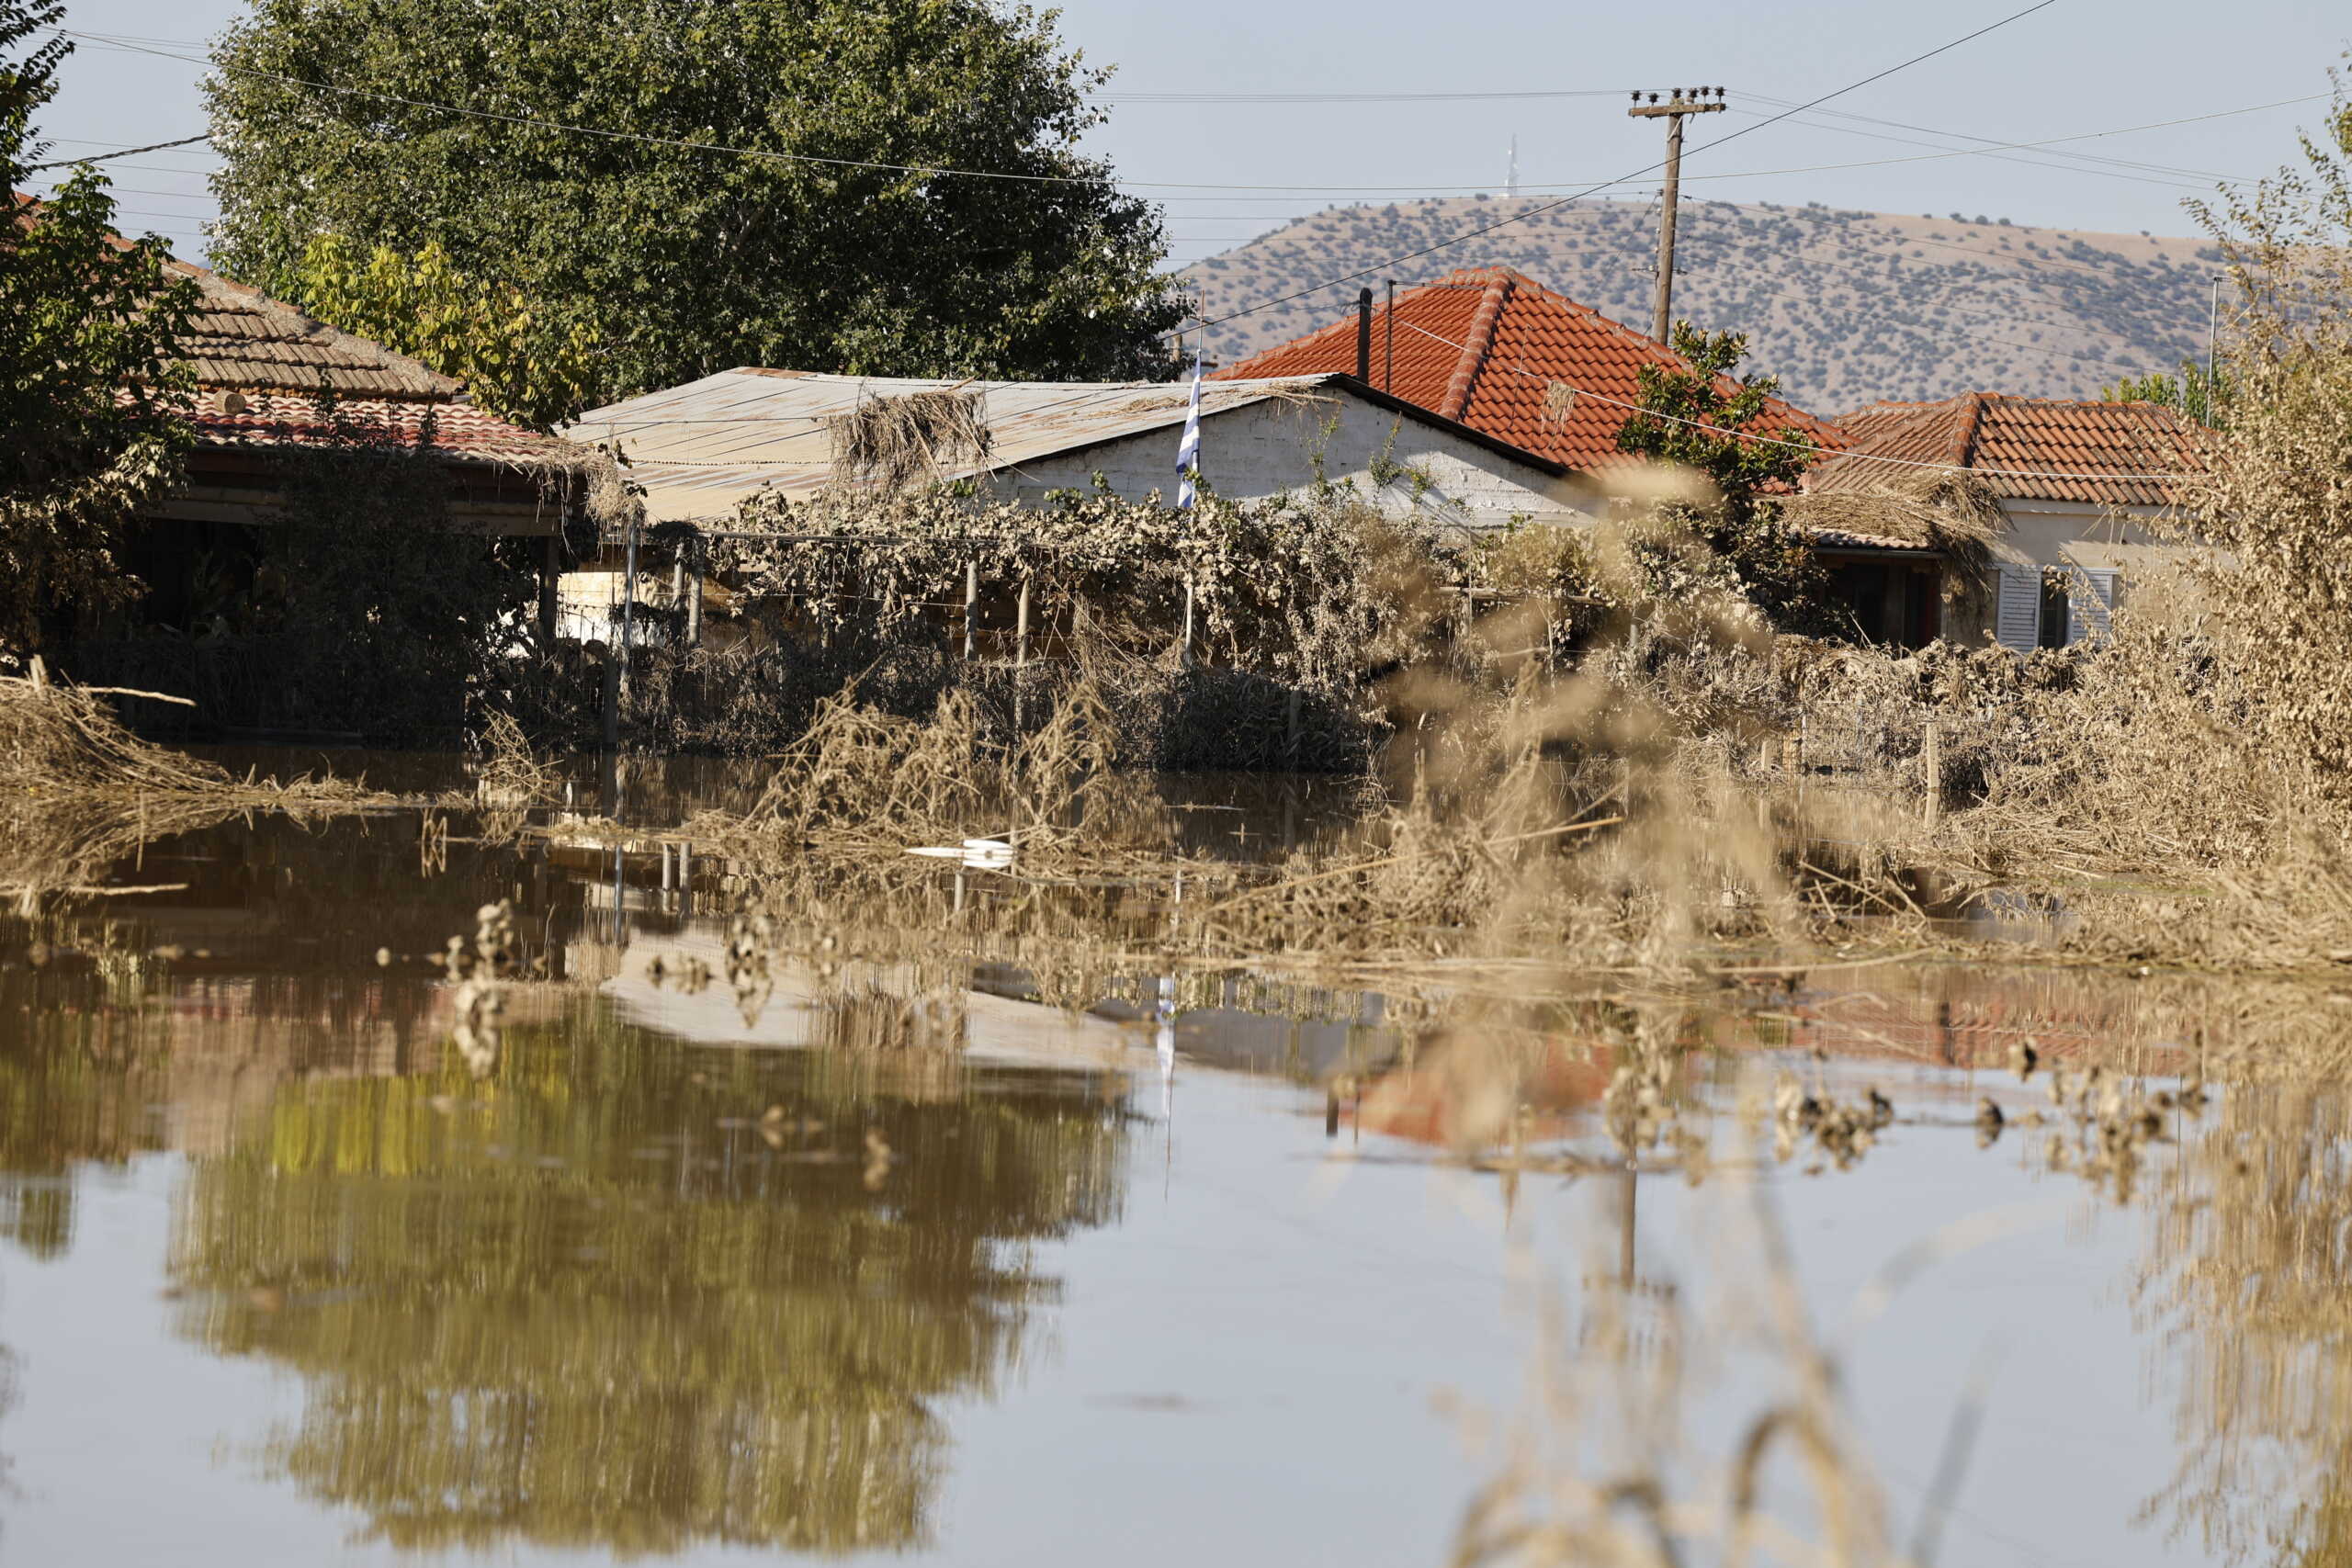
[
  {"x1": 2205, "y1": 271, "x2": 2224, "y2": 423},
  {"x1": 1628, "y1": 87, "x2": 1726, "y2": 346}
]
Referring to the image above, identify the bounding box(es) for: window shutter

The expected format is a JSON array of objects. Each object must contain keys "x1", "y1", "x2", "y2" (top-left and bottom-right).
[
  {"x1": 1995, "y1": 564, "x2": 2040, "y2": 652},
  {"x1": 2067, "y1": 569, "x2": 2118, "y2": 644}
]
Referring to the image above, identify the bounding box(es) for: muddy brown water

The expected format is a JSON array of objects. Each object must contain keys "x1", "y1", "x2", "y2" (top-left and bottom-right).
[{"x1": 0, "y1": 761, "x2": 2331, "y2": 1565}]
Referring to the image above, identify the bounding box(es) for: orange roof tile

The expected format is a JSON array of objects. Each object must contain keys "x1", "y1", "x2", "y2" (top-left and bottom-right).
[
  {"x1": 1808, "y1": 392, "x2": 2205, "y2": 507},
  {"x1": 1208, "y1": 266, "x2": 1842, "y2": 475},
  {"x1": 16, "y1": 193, "x2": 573, "y2": 466}
]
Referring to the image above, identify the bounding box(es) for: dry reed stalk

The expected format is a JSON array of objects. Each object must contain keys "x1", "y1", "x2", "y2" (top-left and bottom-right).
[
  {"x1": 826, "y1": 389, "x2": 991, "y2": 492},
  {"x1": 0, "y1": 675, "x2": 389, "y2": 908}
]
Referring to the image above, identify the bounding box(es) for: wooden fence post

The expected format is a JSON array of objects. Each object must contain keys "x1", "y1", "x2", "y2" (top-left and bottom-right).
[
  {"x1": 963, "y1": 559, "x2": 978, "y2": 660},
  {"x1": 1014, "y1": 577, "x2": 1032, "y2": 732},
  {"x1": 1922, "y1": 717, "x2": 1942, "y2": 826}
]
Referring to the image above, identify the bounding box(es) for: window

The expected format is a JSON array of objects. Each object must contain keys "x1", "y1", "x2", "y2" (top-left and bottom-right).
[{"x1": 2038, "y1": 575, "x2": 2070, "y2": 648}]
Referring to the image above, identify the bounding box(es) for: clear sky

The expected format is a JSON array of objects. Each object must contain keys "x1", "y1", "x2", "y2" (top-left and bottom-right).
[{"x1": 27, "y1": 0, "x2": 2350, "y2": 276}]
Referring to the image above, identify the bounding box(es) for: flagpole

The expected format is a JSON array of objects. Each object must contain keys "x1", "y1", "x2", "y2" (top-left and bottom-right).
[{"x1": 1175, "y1": 348, "x2": 1204, "y2": 512}]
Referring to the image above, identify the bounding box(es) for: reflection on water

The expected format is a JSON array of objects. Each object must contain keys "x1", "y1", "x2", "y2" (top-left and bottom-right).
[
  {"x1": 6, "y1": 773, "x2": 2352, "y2": 1564},
  {"x1": 166, "y1": 1015, "x2": 1127, "y2": 1555}
]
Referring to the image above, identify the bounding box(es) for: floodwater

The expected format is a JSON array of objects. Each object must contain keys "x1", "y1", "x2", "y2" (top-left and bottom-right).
[{"x1": 0, "y1": 765, "x2": 2337, "y2": 1566}]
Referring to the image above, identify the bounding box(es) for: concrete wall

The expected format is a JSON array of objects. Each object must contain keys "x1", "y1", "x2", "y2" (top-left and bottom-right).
[{"x1": 981, "y1": 391, "x2": 1599, "y2": 526}]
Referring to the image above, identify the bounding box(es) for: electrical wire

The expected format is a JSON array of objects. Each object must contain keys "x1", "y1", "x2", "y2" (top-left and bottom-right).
[
  {"x1": 26, "y1": 131, "x2": 212, "y2": 171},
  {"x1": 1173, "y1": 0, "x2": 2066, "y2": 336},
  {"x1": 1738, "y1": 91, "x2": 2296, "y2": 185},
  {"x1": 42, "y1": 30, "x2": 1704, "y2": 197},
  {"x1": 51, "y1": 20, "x2": 2278, "y2": 207}
]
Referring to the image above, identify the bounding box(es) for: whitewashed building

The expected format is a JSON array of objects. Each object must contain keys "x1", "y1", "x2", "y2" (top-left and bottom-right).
[
  {"x1": 566, "y1": 369, "x2": 1602, "y2": 527},
  {"x1": 1804, "y1": 393, "x2": 2205, "y2": 651}
]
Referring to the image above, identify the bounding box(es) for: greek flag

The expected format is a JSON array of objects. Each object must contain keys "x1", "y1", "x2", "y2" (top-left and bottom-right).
[{"x1": 1175, "y1": 350, "x2": 1203, "y2": 510}]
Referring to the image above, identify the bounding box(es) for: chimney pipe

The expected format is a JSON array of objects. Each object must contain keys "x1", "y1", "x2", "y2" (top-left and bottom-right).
[{"x1": 1356, "y1": 287, "x2": 1373, "y2": 381}]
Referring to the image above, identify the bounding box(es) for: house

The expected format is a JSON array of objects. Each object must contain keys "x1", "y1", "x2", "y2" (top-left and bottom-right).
[
  {"x1": 137, "y1": 254, "x2": 589, "y2": 638},
  {"x1": 1802, "y1": 393, "x2": 2206, "y2": 650},
  {"x1": 1206, "y1": 265, "x2": 1844, "y2": 482},
  {"x1": 566, "y1": 367, "x2": 1602, "y2": 526}
]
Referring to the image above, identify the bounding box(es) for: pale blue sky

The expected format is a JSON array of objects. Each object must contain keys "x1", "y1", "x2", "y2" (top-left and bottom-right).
[{"x1": 28, "y1": 0, "x2": 2350, "y2": 274}]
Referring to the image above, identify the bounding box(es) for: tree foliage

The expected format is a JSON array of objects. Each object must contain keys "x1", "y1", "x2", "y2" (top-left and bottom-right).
[
  {"x1": 1612, "y1": 322, "x2": 1831, "y2": 632},
  {"x1": 206, "y1": 0, "x2": 1186, "y2": 412},
  {"x1": 286, "y1": 234, "x2": 601, "y2": 431},
  {"x1": 2103, "y1": 360, "x2": 2230, "y2": 427},
  {"x1": 0, "y1": 2, "x2": 196, "y2": 656}
]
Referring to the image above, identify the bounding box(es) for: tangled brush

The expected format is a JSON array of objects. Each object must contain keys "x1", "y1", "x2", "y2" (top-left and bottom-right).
[{"x1": 826, "y1": 389, "x2": 992, "y2": 493}]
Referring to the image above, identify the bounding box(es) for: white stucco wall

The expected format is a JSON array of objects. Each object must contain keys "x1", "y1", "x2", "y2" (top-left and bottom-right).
[
  {"x1": 1991, "y1": 501, "x2": 2177, "y2": 574},
  {"x1": 981, "y1": 392, "x2": 1599, "y2": 526}
]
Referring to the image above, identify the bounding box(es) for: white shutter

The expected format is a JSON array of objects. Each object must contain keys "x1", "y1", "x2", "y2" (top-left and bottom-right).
[
  {"x1": 1995, "y1": 564, "x2": 2040, "y2": 652},
  {"x1": 2066, "y1": 569, "x2": 2118, "y2": 645}
]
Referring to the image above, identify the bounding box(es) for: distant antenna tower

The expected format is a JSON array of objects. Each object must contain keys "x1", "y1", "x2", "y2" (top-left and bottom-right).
[{"x1": 1506, "y1": 134, "x2": 1520, "y2": 199}]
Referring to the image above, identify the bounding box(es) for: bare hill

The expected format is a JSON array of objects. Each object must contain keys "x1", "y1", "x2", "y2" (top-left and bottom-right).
[{"x1": 1179, "y1": 197, "x2": 2224, "y2": 417}]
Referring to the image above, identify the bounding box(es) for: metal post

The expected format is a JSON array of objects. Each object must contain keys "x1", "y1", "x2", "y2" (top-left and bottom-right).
[
  {"x1": 2206, "y1": 272, "x2": 2223, "y2": 421},
  {"x1": 684, "y1": 536, "x2": 703, "y2": 649},
  {"x1": 1629, "y1": 89, "x2": 1726, "y2": 345},
  {"x1": 1181, "y1": 572, "x2": 1195, "y2": 667},
  {"x1": 963, "y1": 559, "x2": 978, "y2": 660},
  {"x1": 1385, "y1": 278, "x2": 1396, "y2": 391},
  {"x1": 1355, "y1": 287, "x2": 1373, "y2": 380},
  {"x1": 619, "y1": 516, "x2": 638, "y2": 714},
  {"x1": 1016, "y1": 578, "x2": 1031, "y2": 668}
]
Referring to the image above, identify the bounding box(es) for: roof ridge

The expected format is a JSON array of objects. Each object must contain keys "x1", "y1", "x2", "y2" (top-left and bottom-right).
[
  {"x1": 1945, "y1": 391, "x2": 1985, "y2": 468},
  {"x1": 1439, "y1": 273, "x2": 1511, "y2": 422}
]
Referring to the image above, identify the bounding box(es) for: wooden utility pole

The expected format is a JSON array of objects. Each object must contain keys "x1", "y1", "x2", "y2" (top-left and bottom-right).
[{"x1": 1628, "y1": 88, "x2": 1726, "y2": 345}]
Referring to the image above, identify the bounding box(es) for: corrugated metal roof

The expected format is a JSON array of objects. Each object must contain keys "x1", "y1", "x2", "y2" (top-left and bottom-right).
[
  {"x1": 566, "y1": 369, "x2": 1366, "y2": 522},
  {"x1": 187, "y1": 390, "x2": 581, "y2": 465}
]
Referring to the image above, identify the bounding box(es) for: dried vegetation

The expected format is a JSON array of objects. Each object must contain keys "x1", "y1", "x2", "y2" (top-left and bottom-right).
[{"x1": 0, "y1": 670, "x2": 383, "y2": 908}]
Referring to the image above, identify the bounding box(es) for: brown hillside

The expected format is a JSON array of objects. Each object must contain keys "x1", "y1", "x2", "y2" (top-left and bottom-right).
[{"x1": 1179, "y1": 197, "x2": 2223, "y2": 414}]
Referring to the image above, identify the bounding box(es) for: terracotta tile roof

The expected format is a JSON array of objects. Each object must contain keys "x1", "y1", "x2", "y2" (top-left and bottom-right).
[
  {"x1": 1808, "y1": 392, "x2": 2204, "y2": 506},
  {"x1": 187, "y1": 389, "x2": 578, "y2": 465},
  {"x1": 17, "y1": 195, "x2": 570, "y2": 464},
  {"x1": 164, "y1": 255, "x2": 468, "y2": 400},
  {"x1": 1805, "y1": 525, "x2": 1933, "y2": 553},
  {"x1": 1207, "y1": 266, "x2": 1842, "y2": 475}
]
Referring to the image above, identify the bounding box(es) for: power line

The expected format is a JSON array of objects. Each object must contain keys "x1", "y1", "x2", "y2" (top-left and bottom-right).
[
  {"x1": 27, "y1": 131, "x2": 212, "y2": 171},
  {"x1": 1739, "y1": 91, "x2": 2303, "y2": 185},
  {"x1": 43, "y1": 31, "x2": 1707, "y2": 197},
  {"x1": 27, "y1": 183, "x2": 219, "y2": 204},
  {"x1": 1178, "y1": 0, "x2": 2064, "y2": 336},
  {"x1": 1101, "y1": 87, "x2": 1641, "y2": 104},
  {"x1": 52, "y1": 22, "x2": 2267, "y2": 207}
]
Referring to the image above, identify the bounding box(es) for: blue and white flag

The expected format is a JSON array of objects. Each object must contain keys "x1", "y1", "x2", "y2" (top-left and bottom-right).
[{"x1": 1174, "y1": 350, "x2": 1203, "y2": 510}]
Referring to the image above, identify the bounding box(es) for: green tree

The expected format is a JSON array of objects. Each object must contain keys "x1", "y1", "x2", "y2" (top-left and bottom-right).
[
  {"x1": 2103, "y1": 360, "x2": 2230, "y2": 426},
  {"x1": 0, "y1": 2, "x2": 196, "y2": 657},
  {"x1": 1613, "y1": 322, "x2": 1831, "y2": 631},
  {"x1": 206, "y1": 0, "x2": 1185, "y2": 413},
  {"x1": 286, "y1": 234, "x2": 601, "y2": 431}
]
